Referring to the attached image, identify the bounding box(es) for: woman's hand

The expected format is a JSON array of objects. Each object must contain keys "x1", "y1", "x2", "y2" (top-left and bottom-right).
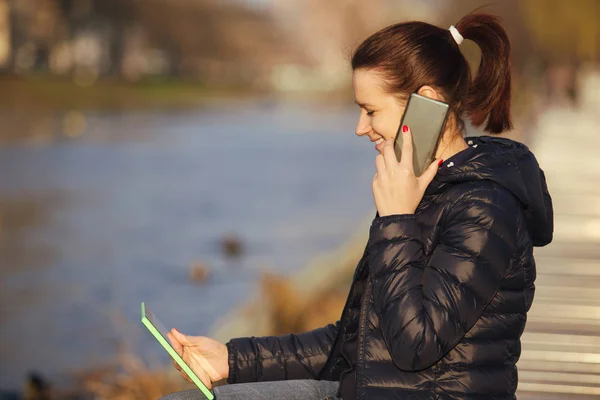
[
  {"x1": 372, "y1": 125, "x2": 442, "y2": 217},
  {"x1": 167, "y1": 329, "x2": 229, "y2": 389}
]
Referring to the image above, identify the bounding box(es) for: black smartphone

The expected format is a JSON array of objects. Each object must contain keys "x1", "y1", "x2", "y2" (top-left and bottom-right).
[{"x1": 394, "y1": 93, "x2": 450, "y2": 176}]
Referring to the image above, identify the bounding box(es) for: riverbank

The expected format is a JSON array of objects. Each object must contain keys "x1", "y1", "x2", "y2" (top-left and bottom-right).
[
  {"x1": 0, "y1": 76, "x2": 257, "y2": 112},
  {"x1": 0, "y1": 213, "x2": 372, "y2": 399},
  {"x1": 0, "y1": 76, "x2": 353, "y2": 113}
]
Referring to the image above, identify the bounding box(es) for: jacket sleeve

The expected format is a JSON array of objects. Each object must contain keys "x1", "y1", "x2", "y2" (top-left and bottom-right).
[
  {"x1": 225, "y1": 321, "x2": 339, "y2": 383},
  {"x1": 367, "y1": 188, "x2": 519, "y2": 372}
]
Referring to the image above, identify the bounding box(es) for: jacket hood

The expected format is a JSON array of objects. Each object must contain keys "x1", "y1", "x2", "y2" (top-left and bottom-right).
[{"x1": 430, "y1": 135, "x2": 554, "y2": 247}]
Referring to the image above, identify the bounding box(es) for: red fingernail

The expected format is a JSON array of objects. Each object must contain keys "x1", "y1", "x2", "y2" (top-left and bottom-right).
[
  {"x1": 438, "y1": 159, "x2": 444, "y2": 167},
  {"x1": 402, "y1": 125, "x2": 408, "y2": 133}
]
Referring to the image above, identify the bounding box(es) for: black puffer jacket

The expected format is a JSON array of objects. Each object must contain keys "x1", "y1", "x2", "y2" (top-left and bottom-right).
[{"x1": 226, "y1": 136, "x2": 554, "y2": 399}]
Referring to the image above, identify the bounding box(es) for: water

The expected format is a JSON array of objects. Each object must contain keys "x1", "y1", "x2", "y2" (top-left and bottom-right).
[{"x1": 0, "y1": 102, "x2": 378, "y2": 390}]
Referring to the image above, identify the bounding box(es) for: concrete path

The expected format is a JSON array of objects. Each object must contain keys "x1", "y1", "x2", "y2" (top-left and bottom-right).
[{"x1": 516, "y1": 99, "x2": 600, "y2": 398}]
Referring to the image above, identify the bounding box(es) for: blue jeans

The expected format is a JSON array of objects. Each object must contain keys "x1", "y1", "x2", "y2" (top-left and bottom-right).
[{"x1": 159, "y1": 379, "x2": 340, "y2": 400}]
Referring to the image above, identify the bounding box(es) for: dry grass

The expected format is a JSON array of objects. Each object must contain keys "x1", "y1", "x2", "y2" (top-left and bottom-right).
[
  {"x1": 259, "y1": 271, "x2": 348, "y2": 335},
  {"x1": 35, "y1": 250, "x2": 353, "y2": 399},
  {"x1": 25, "y1": 271, "x2": 347, "y2": 399},
  {"x1": 0, "y1": 76, "x2": 249, "y2": 112},
  {"x1": 71, "y1": 352, "x2": 192, "y2": 400}
]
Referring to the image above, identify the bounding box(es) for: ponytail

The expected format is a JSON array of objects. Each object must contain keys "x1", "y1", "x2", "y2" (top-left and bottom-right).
[
  {"x1": 351, "y1": 11, "x2": 513, "y2": 134},
  {"x1": 456, "y1": 13, "x2": 513, "y2": 133}
]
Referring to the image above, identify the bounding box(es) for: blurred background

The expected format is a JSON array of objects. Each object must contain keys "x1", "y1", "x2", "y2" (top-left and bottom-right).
[{"x1": 0, "y1": 0, "x2": 599, "y2": 398}]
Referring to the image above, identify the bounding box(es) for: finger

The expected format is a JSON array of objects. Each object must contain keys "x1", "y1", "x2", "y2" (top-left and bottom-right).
[
  {"x1": 172, "y1": 360, "x2": 182, "y2": 372},
  {"x1": 196, "y1": 366, "x2": 213, "y2": 389},
  {"x1": 382, "y1": 138, "x2": 397, "y2": 170},
  {"x1": 171, "y1": 328, "x2": 193, "y2": 347},
  {"x1": 419, "y1": 158, "x2": 443, "y2": 185},
  {"x1": 399, "y1": 125, "x2": 414, "y2": 170},
  {"x1": 190, "y1": 350, "x2": 221, "y2": 380},
  {"x1": 181, "y1": 366, "x2": 212, "y2": 389},
  {"x1": 167, "y1": 331, "x2": 184, "y2": 357},
  {"x1": 375, "y1": 154, "x2": 385, "y2": 174},
  {"x1": 180, "y1": 370, "x2": 193, "y2": 384}
]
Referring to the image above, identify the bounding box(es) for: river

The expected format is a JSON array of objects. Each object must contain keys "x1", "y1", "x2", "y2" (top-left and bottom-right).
[{"x1": 0, "y1": 102, "x2": 378, "y2": 390}]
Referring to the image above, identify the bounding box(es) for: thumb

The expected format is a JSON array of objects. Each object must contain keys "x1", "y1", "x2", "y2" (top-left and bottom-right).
[
  {"x1": 420, "y1": 158, "x2": 443, "y2": 184},
  {"x1": 171, "y1": 328, "x2": 193, "y2": 345}
]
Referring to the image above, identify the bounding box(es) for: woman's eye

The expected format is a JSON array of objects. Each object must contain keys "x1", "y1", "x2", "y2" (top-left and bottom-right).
[{"x1": 366, "y1": 110, "x2": 375, "y2": 116}]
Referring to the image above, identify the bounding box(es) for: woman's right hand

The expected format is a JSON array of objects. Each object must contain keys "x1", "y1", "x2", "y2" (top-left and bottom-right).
[{"x1": 167, "y1": 328, "x2": 229, "y2": 389}]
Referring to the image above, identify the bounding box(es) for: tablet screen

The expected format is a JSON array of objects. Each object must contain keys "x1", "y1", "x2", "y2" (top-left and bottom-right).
[{"x1": 142, "y1": 303, "x2": 170, "y2": 340}]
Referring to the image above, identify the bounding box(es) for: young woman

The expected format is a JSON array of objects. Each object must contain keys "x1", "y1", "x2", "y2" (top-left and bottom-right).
[{"x1": 160, "y1": 11, "x2": 553, "y2": 400}]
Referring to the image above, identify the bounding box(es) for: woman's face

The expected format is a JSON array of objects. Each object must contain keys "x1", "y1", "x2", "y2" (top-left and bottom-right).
[{"x1": 352, "y1": 68, "x2": 406, "y2": 154}]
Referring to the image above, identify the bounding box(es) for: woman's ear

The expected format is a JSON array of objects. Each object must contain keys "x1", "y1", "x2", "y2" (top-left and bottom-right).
[{"x1": 417, "y1": 85, "x2": 443, "y2": 101}]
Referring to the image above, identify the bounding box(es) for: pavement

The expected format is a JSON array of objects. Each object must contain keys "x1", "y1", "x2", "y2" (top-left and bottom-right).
[{"x1": 516, "y1": 101, "x2": 600, "y2": 399}]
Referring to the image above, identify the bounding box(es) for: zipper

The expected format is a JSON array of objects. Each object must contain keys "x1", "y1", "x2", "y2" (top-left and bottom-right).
[
  {"x1": 320, "y1": 291, "x2": 351, "y2": 380},
  {"x1": 355, "y1": 277, "x2": 373, "y2": 400}
]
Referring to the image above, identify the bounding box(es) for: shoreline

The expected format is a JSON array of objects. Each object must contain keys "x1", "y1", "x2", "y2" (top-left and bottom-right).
[
  {"x1": 0, "y1": 76, "x2": 353, "y2": 112},
  {"x1": 209, "y1": 212, "x2": 373, "y2": 342}
]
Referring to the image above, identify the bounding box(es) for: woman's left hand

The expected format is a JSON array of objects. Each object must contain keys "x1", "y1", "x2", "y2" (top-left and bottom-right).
[
  {"x1": 372, "y1": 125, "x2": 442, "y2": 217},
  {"x1": 166, "y1": 329, "x2": 229, "y2": 389}
]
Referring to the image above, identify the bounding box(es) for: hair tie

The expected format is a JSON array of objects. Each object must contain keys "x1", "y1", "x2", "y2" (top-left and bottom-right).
[{"x1": 449, "y1": 25, "x2": 464, "y2": 46}]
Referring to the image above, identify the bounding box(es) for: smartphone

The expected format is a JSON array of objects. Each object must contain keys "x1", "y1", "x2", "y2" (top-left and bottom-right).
[
  {"x1": 141, "y1": 302, "x2": 215, "y2": 400},
  {"x1": 394, "y1": 93, "x2": 450, "y2": 176}
]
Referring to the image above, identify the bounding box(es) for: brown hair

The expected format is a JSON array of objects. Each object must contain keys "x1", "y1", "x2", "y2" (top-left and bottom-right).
[{"x1": 351, "y1": 12, "x2": 512, "y2": 134}]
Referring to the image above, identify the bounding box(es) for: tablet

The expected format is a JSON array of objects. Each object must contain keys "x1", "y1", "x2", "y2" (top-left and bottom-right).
[{"x1": 140, "y1": 302, "x2": 215, "y2": 400}]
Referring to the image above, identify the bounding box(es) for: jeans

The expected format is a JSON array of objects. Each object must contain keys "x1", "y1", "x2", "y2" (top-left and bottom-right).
[{"x1": 159, "y1": 379, "x2": 340, "y2": 400}]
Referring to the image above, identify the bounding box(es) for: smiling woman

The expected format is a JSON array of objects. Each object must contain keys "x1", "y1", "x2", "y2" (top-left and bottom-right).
[{"x1": 160, "y1": 10, "x2": 554, "y2": 400}]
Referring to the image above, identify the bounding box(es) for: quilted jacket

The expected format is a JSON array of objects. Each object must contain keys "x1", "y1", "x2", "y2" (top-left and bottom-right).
[{"x1": 225, "y1": 136, "x2": 554, "y2": 399}]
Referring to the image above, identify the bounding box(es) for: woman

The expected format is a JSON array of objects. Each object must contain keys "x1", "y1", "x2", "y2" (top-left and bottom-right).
[{"x1": 161, "y1": 11, "x2": 553, "y2": 400}]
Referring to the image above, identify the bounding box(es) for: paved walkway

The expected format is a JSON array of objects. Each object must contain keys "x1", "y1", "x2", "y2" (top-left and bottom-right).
[{"x1": 516, "y1": 101, "x2": 600, "y2": 399}]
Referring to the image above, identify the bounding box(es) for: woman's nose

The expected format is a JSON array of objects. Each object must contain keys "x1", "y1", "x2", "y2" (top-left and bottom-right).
[{"x1": 355, "y1": 114, "x2": 371, "y2": 136}]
